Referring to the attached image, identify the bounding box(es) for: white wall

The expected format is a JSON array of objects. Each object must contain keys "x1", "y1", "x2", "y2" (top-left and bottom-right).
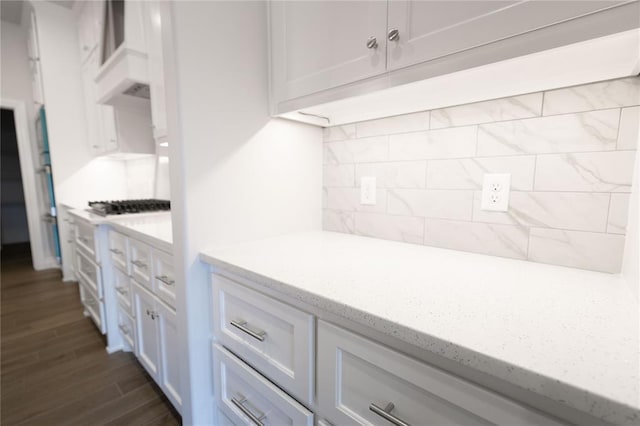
[
  {"x1": 623, "y1": 135, "x2": 640, "y2": 300},
  {"x1": 161, "y1": 1, "x2": 322, "y2": 423}
]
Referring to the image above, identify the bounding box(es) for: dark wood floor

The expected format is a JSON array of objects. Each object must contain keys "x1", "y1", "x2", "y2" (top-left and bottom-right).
[{"x1": 1, "y1": 244, "x2": 181, "y2": 425}]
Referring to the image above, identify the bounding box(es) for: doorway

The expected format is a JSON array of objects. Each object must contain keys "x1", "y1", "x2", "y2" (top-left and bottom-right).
[{"x1": 1, "y1": 108, "x2": 31, "y2": 262}]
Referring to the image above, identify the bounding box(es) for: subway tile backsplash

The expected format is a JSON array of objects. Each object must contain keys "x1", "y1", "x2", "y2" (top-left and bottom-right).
[{"x1": 322, "y1": 76, "x2": 640, "y2": 273}]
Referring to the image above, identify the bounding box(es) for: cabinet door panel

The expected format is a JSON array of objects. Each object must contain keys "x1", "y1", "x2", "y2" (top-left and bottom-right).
[
  {"x1": 133, "y1": 282, "x2": 160, "y2": 380},
  {"x1": 212, "y1": 274, "x2": 314, "y2": 406},
  {"x1": 143, "y1": 0, "x2": 168, "y2": 139},
  {"x1": 213, "y1": 344, "x2": 313, "y2": 426},
  {"x1": 157, "y1": 300, "x2": 182, "y2": 413},
  {"x1": 108, "y1": 230, "x2": 129, "y2": 273},
  {"x1": 271, "y1": 1, "x2": 387, "y2": 102},
  {"x1": 387, "y1": 0, "x2": 625, "y2": 71},
  {"x1": 317, "y1": 321, "x2": 564, "y2": 426},
  {"x1": 130, "y1": 239, "x2": 153, "y2": 291},
  {"x1": 154, "y1": 249, "x2": 176, "y2": 309}
]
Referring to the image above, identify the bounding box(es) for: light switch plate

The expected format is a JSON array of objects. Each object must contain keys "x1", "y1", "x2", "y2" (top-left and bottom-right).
[
  {"x1": 360, "y1": 176, "x2": 376, "y2": 205},
  {"x1": 481, "y1": 173, "x2": 511, "y2": 211}
]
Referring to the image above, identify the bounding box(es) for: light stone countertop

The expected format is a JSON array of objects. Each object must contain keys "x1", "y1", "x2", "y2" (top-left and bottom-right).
[
  {"x1": 68, "y1": 209, "x2": 172, "y2": 252},
  {"x1": 200, "y1": 231, "x2": 639, "y2": 425}
]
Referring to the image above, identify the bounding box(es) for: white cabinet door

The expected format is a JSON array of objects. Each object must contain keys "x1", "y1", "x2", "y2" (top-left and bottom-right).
[
  {"x1": 100, "y1": 105, "x2": 119, "y2": 152},
  {"x1": 81, "y1": 53, "x2": 104, "y2": 154},
  {"x1": 153, "y1": 249, "x2": 176, "y2": 309},
  {"x1": 157, "y1": 299, "x2": 182, "y2": 413},
  {"x1": 270, "y1": 1, "x2": 387, "y2": 103},
  {"x1": 27, "y1": 12, "x2": 44, "y2": 105},
  {"x1": 133, "y1": 282, "x2": 161, "y2": 380},
  {"x1": 82, "y1": 51, "x2": 119, "y2": 155},
  {"x1": 130, "y1": 239, "x2": 153, "y2": 291},
  {"x1": 386, "y1": 0, "x2": 623, "y2": 71},
  {"x1": 143, "y1": 0, "x2": 168, "y2": 139},
  {"x1": 212, "y1": 274, "x2": 314, "y2": 406},
  {"x1": 317, "y1": 321, "x2": 563, "y2": 426},
  {"x1": 77, "y1": 1, "x2": 97, "y2": 63},
  {"x1": 213, "y1": 344, "x2": 314, "y2": 426}
]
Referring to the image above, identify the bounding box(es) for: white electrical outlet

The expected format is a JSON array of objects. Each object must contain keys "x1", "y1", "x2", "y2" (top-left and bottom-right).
[
  {"x1": 360, "y1": 176, "x2": 376, "y2": 205},
  {"x1": 481, "y1": 173, "x2": 511, "y2": 211}
]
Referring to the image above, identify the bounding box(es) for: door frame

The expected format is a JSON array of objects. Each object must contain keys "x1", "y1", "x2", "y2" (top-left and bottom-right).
[{"x1": 1, "y1": 98, "x2": 58, "y2": 270}]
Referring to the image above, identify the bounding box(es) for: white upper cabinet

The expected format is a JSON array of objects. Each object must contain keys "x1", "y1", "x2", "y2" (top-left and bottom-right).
[
  {"x1": 270, "y1": 1, "x2": 387, "y2": 103},
  {"x1": 143, "y1": 0, "x2": 168, "y2": 140},
  {"x1": 386, "y1": 0, "x2": 622, "y2": 71},
  {"x1": 270, "y1": 0, "x2": 636, "y2": 121},
  {"x1": 27, "y1": 11, "x2": 44, "y2": 105},
  {"x1": 77, "y1": 1, "x2": 103, "y2": 64},
  {"x1": 81, "y1": 50, "x2": 119, "y2": 155}
]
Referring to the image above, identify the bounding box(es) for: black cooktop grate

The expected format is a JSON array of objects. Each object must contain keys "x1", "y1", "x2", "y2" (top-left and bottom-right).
[{"x1": 88, "y1": 199, "x2": 170, "y2": 216}]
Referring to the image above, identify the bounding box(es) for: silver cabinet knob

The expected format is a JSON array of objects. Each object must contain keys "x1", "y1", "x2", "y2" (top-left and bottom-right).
[
  {"x1": 388, "y1": 28, "x2": 400, "y2": 42},
  {"x1": 366, "y1": 36, "x2": 378, "y2": 49}
]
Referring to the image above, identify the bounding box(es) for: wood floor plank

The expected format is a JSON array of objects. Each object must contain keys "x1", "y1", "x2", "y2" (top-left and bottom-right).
[{"x1": 1, "y1": 244, "x2": 181, "y2": 425}]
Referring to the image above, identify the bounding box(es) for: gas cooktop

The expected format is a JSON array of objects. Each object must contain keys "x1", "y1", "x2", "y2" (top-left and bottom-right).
[{"x1": 88, "y1": 199, "x2": 170, "y2": 216}]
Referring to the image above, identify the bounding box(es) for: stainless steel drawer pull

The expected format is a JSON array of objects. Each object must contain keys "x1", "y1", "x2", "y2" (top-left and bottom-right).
[
  {"x1": 155, "y1": 275, "x2": 175, "y2": 286},
  {"x1": 131, "y1": 260, "x2": 147, "y2": 268},
  {"x1": 109, "y1": 248, "x2": 123, "y2": 255},
  {"x1": 370, "y1": 402, "x2": 411, "y2": 426},
  {"x1": 231, "y1": 395, "x2": 266, "y2": 426},
  {"x1": 230, "y1": 319, "x2": 266, "y2": 342},
  {"x1": 118, "y1": 324, "x2": 130, "y2": 335},
  {"x1": 115, "y1": 286, "x2": 127, "y2": 295}
]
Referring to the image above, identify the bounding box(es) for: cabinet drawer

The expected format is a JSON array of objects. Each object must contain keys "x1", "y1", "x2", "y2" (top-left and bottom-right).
[
  {"x1": 76, "y1": 249, "x2": 103, "y2": 299},
  {"x1": 76, "y1": 220, "x2": 98, "y2": 262},
  {"x1": 114, "y1": 266, "x2": 133, "y2": 315},
  {"x1": 317, "y1": 321, "x2": 563, "y2": 426},
  {"x1": 108, "y1": 230, "x2": 129, "y2": 273},
  {"x1": 130, "y1": 239, "x2": 153, "y2": 290},
  {"x1": 213, "y1": 344, "x2": 313, "y2": 426},
  {"x1": 212, "y1": 274, "x2": 314, "y2": 406},
  {"x1": 153, "y1": 249, "x2": 176, "y2": 309},
  {"x1": 79, "y1": 278, "x2": 106, "y2": 334},
  {"x1": 117, "y1": 305, "x2": 136, "y2": 353}
]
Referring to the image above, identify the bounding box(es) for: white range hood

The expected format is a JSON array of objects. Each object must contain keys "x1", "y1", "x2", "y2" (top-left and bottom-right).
[
  {"x1": 95, "y1": 43, "x2": 149, "y2": 108},
  {"x1": 95, "y1": 1, "x2": 150, "y2": 108}
]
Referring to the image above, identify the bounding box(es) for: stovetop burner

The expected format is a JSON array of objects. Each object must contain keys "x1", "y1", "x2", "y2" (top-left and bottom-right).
[{"x1": 88, "y1": 199, "x2": 171, "y2": 216}]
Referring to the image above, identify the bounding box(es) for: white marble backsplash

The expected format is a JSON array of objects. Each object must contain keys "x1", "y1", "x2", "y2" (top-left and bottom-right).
[{"x1": 322, "y1": 76, "x2": 640, "y2": 273}]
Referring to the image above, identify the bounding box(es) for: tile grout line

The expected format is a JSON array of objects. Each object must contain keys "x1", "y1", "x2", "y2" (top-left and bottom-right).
[
  {"x1": 615, "y1": 107, "x2": 623, "y2": 150},
  {"x1": 323, "y1": 207, "x2": 622, "y2": 236}
]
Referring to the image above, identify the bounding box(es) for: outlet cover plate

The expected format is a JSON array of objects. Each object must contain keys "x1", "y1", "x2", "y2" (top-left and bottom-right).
[
  {"x1": 360, "y1": 176, "x2": 376, "y2": 205},
  {"x1": 481, "y1": 173, "x2": 511, "y2": 211}
]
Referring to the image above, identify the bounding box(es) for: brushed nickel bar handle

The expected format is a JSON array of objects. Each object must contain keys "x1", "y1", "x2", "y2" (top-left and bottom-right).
[
  {"x1": 109, "y1": 248, "x2": 123, "y2": 255},
  {"x1": 370, "y1": 402, "x2": 411, "y2": 426},
  {"x1": 231, "y1": 395, "x2": 265, "y2": 426},
  {"x1": 115, "y1": 286, "x2": 127, "y2": 295},
  {"x1": 230, "y1": 319, "x2": 266, "y2": 342},
  {"x1": 131, "y1": 260, "x2": 147, "y2": 269},
  {"x1": 155, "y1": 275, "x2": 175, "y2": 286}
]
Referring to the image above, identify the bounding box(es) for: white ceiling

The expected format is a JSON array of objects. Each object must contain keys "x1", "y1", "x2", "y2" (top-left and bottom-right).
[{"x1": 0, "y1": 0, "x2": 75, "y2": 25}]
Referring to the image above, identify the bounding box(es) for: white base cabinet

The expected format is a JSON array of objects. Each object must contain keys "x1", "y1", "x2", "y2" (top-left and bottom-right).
[
  {"x1": 132, "y1": 277, "x2": 182, "y2": 413},
  {"x1": 133, "y1": 281, "x2": 161, "y2": 380},
  {"x1": 317, "y1": 321, "x2": 563, "y2": 426},
  {"x1": 157, "y1": 298, "x2": 182, "y2": 411},
  {"x1": 210, "y1": 272, "x2": 573, "y2": 426},
  {"x1": 212, "y1": 274, "x2": 314, "y2": 406}
]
